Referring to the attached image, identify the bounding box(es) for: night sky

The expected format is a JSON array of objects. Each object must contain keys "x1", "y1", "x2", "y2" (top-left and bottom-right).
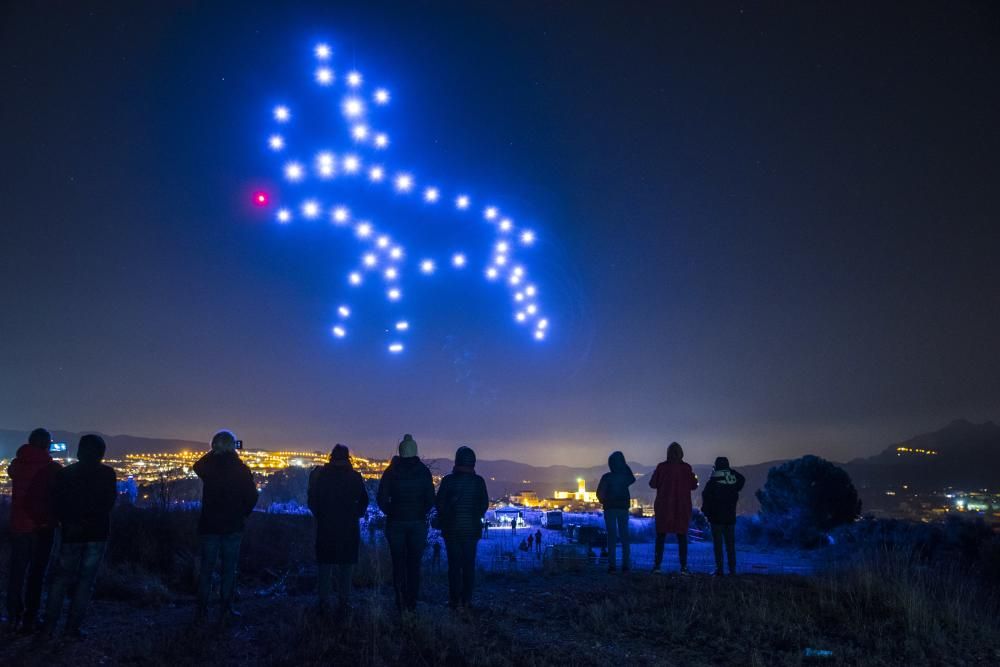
[{"x1": 2, "y1": 2, "x2": 998, "y2": 465}]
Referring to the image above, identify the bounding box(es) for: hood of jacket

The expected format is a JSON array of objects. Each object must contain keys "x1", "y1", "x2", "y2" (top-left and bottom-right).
[
  {"x1": 14, "y1": 444, "x2": 55, "y2": 467},
  {"x1": 608, "y1": 451, "x2": 629, "y2": 474}
]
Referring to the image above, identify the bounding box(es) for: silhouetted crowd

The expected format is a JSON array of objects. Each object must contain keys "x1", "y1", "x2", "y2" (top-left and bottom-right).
[{"x1": 4, "y1": 428, "x2": 745, "y2": 638}]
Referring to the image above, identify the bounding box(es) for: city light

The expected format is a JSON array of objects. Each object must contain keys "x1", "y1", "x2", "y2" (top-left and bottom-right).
[
  {"x1": 374, "y1": 88, "x2": 390, "y2": 105},
  {"x1": 273, "y1": 105, "x2": 291, "y2": 122},
  {"x1": 268, "y1": 134, "x2": 285, "y2": 151},
  {"x1": 315, "y1": 66, "x2": 334, "y2": 86},
  {"x1": 284, "y1": 161, "x2": 304, "y2": 182},
  {"x1": 424, "y1": 187, "x2": 439, "y2": 203}
]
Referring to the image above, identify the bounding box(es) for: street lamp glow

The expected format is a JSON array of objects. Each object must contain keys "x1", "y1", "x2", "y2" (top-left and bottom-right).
[
  {"x1": 348, "y1": 272, "x2": 362, "y2": 286},
  {"x1": 284, "y1": 161, "x2": 304, "y2": 182},
  {"x1": 342, "y1": 154, "x2": 360, "y2": 173},
  {"x1": 273, "y1": 105, "x2": 291, "y2": 122},
  {"x1": 351, "y1": 124, "x2": 369, "y2": 141},
  {"x1": 455, "y1": 194, "x2": 469, "y2": 209},
  {"x1": 395, "y1": 320, "x2": 409, "y2": 331},
  {"x1": 315, "y1": 66, "x2": 334, "y2": 86},
  {"x1": 355, "y1": 222, "x2": 373, "y2": 238},
  {"x1": 484, "y1": 206, "x2": 498, "y2": 220},
  {"x1": 452, "y1": 253, "x2": 466, "y2": 268},
  {"x1": 394, "y1": 173, "x2": 413, "y2": 192},
  {"x1": 420, "y1": 259, "x2": 435, "y2": 274},
  {"x1": 346, "y1": 70, "x2": 363, "y2": 88},
  {"x1": 368, "y1": 165, "x2": 384, "y2": 182},
  {"x1": 301, "y1": 199, "x2": 320, "y2": 219},
  {"x1": 342, "y1": 97, "x2": 365, "y2": 118},
  {"x1": 388, "y1": 342, "x2": 404, "y2": 353},
  {"x1": 332, "y1": 206, "x2": 350, "y2": 224},
  {"x1": 374, "y1": 88, "x2": 390, "y2": 105},
  {"x1": 338, "y1": 305, "x2": 351, "y2": 318},
  {"x1": 268, "y1": 134, "x2": 285, "y2": 151},
  {"x1": 332, "y1": 325, "x2": 346, "y2": 338},
  {"x1": 276, "y1": 208, "x2": 292, "y2": 223},
  {"x1": 314, "y1": 43, "x2": 332, "y2": 60},
  {"x1": 520, "y1": 230, "x2": 535, "y2": 245},
  {"x1": 424, "y1": 187, "x2": 439, "y2": 203},
  {"x1": 374, "y1": 133, "x2": 389, "y2": 149}
]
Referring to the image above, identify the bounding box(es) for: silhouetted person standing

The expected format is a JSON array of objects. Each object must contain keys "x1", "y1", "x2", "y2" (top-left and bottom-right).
[
  {"x1": 435, "y1": 446, "x2": 489, "y2": 609},
  {"x1": 308, "y1": 444, "x2": 369, "y2": 613},
  {"x1": 193, "y1": 430, "x2": 258, "y2": 623},
  {"x1": 6, "y1": 428, "x2": 61, "y2": 633},
  {"x1": 377, "y1": 434, "x2": 434, "y2": 613},
  {"x1": 43, "y1": 434, "x2": 117, "y2": 638},
  {"x1": 649, "y1": 442, "x2": 698, "y2": 573},
  {"x1": 534, "y1": 529, "x2": 542, "y2": 556},
  {"x1": 597, "y1": 451, "x2": 635, "y2": 573},
  {"x1": 701, "y1": 456, "x2": 746, "y2": 576}
]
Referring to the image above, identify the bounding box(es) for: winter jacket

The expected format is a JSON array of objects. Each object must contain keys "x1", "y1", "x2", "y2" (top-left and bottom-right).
[
  {"x1": 376, "y1": 456, "x2": 435, "y2": 523},
  {"x1": 193, "y1": 451, "x2": 259, "y2": 535},
  {"x1": 7, "y1": 444, "x2": 62, "y2": 534},
  {"x1": 52, "y1": 460, "x2": 118, "y2": 543},
  {"x1": 435, "y1": 468, "x2": 489, "y2": 539},
  {"x1": 649, "y1": 461, "x2": 698, "y2": 534},
  {"x1": 308, "y1": 461, "x2": 370, "y2": 564},
  {"x1": 596, "y1": 452, "x2": 636, "y2": 511},
  {"x1": 701, "y1": 468, "x2": 746, "y2": 525}
]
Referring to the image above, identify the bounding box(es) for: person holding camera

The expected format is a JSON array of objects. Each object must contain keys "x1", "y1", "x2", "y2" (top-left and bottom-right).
[{"x1": 193, "y1": 430, "x2": 258, "y2": 624}]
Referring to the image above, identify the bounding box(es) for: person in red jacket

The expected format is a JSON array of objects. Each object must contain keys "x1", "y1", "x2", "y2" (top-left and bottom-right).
[
  {"x1": 648, "y1": 441, "x2": 698, "y2": 574},
  {"x1": 6, "y1": 428, "x2": 62, "y2": 632}
]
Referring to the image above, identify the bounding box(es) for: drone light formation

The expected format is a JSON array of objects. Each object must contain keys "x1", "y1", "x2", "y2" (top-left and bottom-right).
[{"x1": 258, "y1": 40, "x2": 552, "y2": 353}]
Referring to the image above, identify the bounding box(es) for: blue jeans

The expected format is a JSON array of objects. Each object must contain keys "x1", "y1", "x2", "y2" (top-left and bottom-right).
[
  {"x1": 197, "y1": 533, "x2": 243, "y2": 611},
  {"x1": 384, "y1": 520, "x2": 426, "y2": 611},
  {"x1": 44, "y1": 541, "x2": 106, "y2": 632},
  {"x1": 444, "y1": 536, "x2": 479, "y2": 606},
  {"x1": 604, "y1": 509, "x2": 631, "y2": 569}
]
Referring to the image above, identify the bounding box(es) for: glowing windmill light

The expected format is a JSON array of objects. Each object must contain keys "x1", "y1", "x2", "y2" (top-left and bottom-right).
[
  {"x1": 395, "y1": 320, "x2": 409, "y2": 331},
  {"x1": 348, "y1": 272, "x2": 362, "y2": 285},
  {"x1": 273, "y1": 105, "x2": 291, "y2": 122},
  {"x1": 284, "y1": 161, "x2": 305, "y2": 182},
  {"x1": 346, "y1": 70, "x2": 363, "y2": 88},
  {"x1": 314, "y1": 43, "x2": 332, "y2": 60},
  {"x1": 268, "y1": 134, "x2": 285, "y2": 151},
  {"x1": 338, "y1": 305, "x2": 351, "y2": 318},
  {"x1": 342, "y1": 97, "x2": 365, "y2": 118},
  {"x1": 342, "y1": 154, "x2": 360, "y2": 174},
  {"x1": 374, "y1": 133, "x2": 389, "y2": 149},
  {"x1": 424, "y1": 187, "x2": 439, "y2": 203},
  {"x1": 374, "y1": 88, "x2": 390, "y2": 105},
  {"x1": 276, "y1": 208, "x2": 292, "y2": 223},
  {"x1": 420, "y1": 259, "x2": 435, "y2": 274},
  {"x1": 455, "y1": 195, "x2": 470, "y2": 209},
  {"x1": 301, "y1": 199, "x2": 321, "y2": 219},
  {"x1": 332, "y1": 206, "x2": 350, "y2": 224},
  {"x1": 388, "y1": 342, "x2": 404, "y2": 353},
  {"x1": 452, "y1": 253, "x2": 466, "y2": 268},
  {"x1": 394, "y1": 173, "x2": 413, "y2": 192},
  {"x1": 315, "y1": 66, "x2": 334, "y2": 86}
]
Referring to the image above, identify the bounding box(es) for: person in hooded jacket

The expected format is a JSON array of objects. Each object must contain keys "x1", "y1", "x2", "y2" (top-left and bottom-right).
[
  {"x1": 6, "y1": 428, "x2": 61, "y2": 633},
  {"x1": 376, "y1": 434, "x2": 435, "y2": 612},
  {"x1": 649, "y1": 442, "x2": 698, "y2": 574},
  {"x1": 43, "y1": 434, "x2": 117, "y2": 637},
  {"x1": 435, "y1": 446, "x2": 489, "y2": 609},
  {"x1": 307, "y1": 444, "x2": 369, "y2": 612},
  {"x1": 193, "y1": 430, "x2": 258, "y2": 622},
  {"x1": 596, "y1": 451, "x2": 635, "y2": 573},
  {"x1": 701, "y1": 456, "x2": 746, "y2": 576}
]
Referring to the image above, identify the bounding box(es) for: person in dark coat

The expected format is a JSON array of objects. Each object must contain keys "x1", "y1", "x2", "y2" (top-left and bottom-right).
[
  {"x1": 193, "y1": 430, "x2": 258, "y2": 622},
  {"x1": 534, "y1": 529, "x2": 542, "y2": 556},
  {"x1": 43, "y1": 434, "x2": 117, "y2": 637},
  {"x1": 376, "y1": 434, "x2": 434, "y2": 612},
  {"x1": 649, "y1": 442, "x2": 698, "y2": 573},
  {"x1": 435, "y1": 446, "x2": 489, "y2": 609},
  {"x1": 307, "y1": 444, "x2": 369, "y2": 611},
  {"x1": 6, "y1": 428, "x2": 61, "y2": 633},
  {"x1": 597, "y1": 451, "x2": 635, "y2": 572},
  {"x1": 701, "y1": 456, "x2": 746, "y2": 576}
]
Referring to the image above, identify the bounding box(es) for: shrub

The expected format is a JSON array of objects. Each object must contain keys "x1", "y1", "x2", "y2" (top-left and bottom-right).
[{"x1": 756, "y1": 455, "x2": 861, "y2": 546}]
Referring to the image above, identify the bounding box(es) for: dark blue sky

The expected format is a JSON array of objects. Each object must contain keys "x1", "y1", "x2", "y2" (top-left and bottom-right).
[{"x1": 2, "y1": 2, "x2": 998, "y2": 465}]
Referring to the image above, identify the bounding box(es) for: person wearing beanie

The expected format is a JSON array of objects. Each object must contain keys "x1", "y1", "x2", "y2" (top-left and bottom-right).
[
  {"x1": 308, "y1": 444, "x2": 370, "y2": 613},
  {"x1": 6, "y1": 427, "x2": 61, "y2": 633},
  {"x1": 596, "y1": 451, "x2": 636, "y2": 573},
  {"x1": 376, "y1": 433, "x2": 435, "y2": 612},
  {"x1": 42, "y1": 434, "x2": 117, "y2": 638},
  {"x1": 701, "y1": 456, "x2": 746, "y2": 575},
  {"x1": 649, "y1": 442, "x2": 698, "y2": 573},
  {"x1": 434, "y1": 446, "x2": 489, "y2": 609},
  {"x1": 193, "y1": 430, "x2": 259, "y2": 624}
]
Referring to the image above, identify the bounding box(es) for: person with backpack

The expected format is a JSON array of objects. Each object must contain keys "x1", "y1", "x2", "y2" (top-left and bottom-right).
[
  {"x1": 649, "y1": 442, "x2": 698, "y2": 574},
  {"x1": 596, "y1": 451, "x2": 636, "y2": 573},
  {"x1": 307, "y1": 444, "x2": 369, "y2": 613},
  {"x1": 42, "y1": 434, "x2": 117, "y2": 638},
  {"x1": 701, "y1": 456, "x2": 746, "y2": 576},
  {"x1": 435, "y1": 446, "x2": 489, "y2": 609},
  {"x1": 377, "y1": 434, "x2": 435, "y2": 613}
]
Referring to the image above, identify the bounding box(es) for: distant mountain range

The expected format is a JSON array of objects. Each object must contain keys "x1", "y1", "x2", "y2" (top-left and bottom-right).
[{"x1": 3, "y1": 419, "x2": 997, "y2": 514}]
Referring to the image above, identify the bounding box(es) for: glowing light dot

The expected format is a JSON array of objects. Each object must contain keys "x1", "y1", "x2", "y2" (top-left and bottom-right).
[
  {"x1": 537, "y1": 318, "x2": 549, "y2": 330},
  {"x1": 368, "y1": 165, "x2": 385, "y2": 182},
  {"x1": 356, "y1": 222, "x2": 373, "y2": 238},
  {"x1": 349, "y1": 272, "x2": 362, "y2": 286},
  {"x1": 515, "y1": 292, "x2": 525, "y2": 302},
  {"x1": 347, "y1": 71, "x2": 363, "y2": 88},
  {"x1": 284, "y1": 161, "x2": 304, "y2": 182},
  {"x1": 338, "y1": 306, "x2": 350, "y2": 318},
  {"x1": 374, "y1": 88, "x2": 390, "y2": 105},
  {"x1": 424, "y1": 187, "x2": 440, "y2": 203},
  {"x1": 352, "y1": 124, "x2": 369, "y2": 141},
  {"x1": 374, "y1": 133, "x2": 389, "y2": 149},
  {"x1": 332, "y1": 206, "x2": 350, "y2": 224},
  {"x1": 516, "y1": 312, "x2": 527, "y2": 323},
  {"x1": 524, "y1": 285, "x2": 537, "y2": 297},
  {"x1": 301, "y1": 200, "x2": 320, "y2": 219},
  {"x1": 420, "y1": 259, "x2": 435, "y2": 274},
  {"x1": 388, "y1": 342, "x2": 404, "y2": 353},
  {"x1": 316, "y1": 152, "x2": 335, "y2": 178},
  {"x1": 509, "y1": 273, "x2": 522, "y2": 286},
  {"x1": 332, "y1": 326, "x2": 346, "y2": 338},
  {"x1": 526, "y1": 303, "x2": 537, "y2": 315},
  {"x1": 342, "y1": 154, "x2": 360, "y2": 173},
  {"x1": 315, "y1": 67, "x2": 334, "y2": 86},
  {"x1": 496, "y1": 241, "x2": 509, "y2": 254},
  {"x1": 387, "y1": 288, "x2": 401, "y2": 301},
  {"x1": 494, "y1": 255, "x2": 508, "y2": 266},
  {"x1": 376, "y1": 236, "x2": 390, "y2": 249},
  {"x1": 456, "y1": 195, "x2": 470, "y2": 209},
  {"x1": 484, "y1": 207, "x2": 498, "y2": 220},
  {"x1": 343, "y1": 97, "x2": 365, "y2": 118},
  {"x1": 362, "y1": 253, "x2": 378, "y2": 268},
  {"x1": 512, "y1": 265, "x2": 524, "y2": 277},
  {"x1": 499, "y1": 218, "x2": 513, "y2": 232},
  {"x1": 268, "y1": 134, "x2": 285, "y2": 151},
  {"x1": 384, "y1": 267, "x2": 398, "y2": 280},
  {"x1": 395, "y1": 321, "x2": 409, "y2": 331},
  {"x1": 253, "y1": 192, "x2": 268, "y2": 206},
  {"x1": 273, "y1": 106, "x2": 291, "y2": 122},
  {"x1": 315, "y1": 43, "x2": 332, "y2": 60},
  {"x1": 452, "y1": 253, "x2": 466, "y2": 268},
  {"x1": 390, "y1": 246, "x2": 404, "y2": 260},
  {"x1": 486, "y1": 267, "x2": 499, "y2": 280},
  {"x1": 534, "y1": 329, "x2": 546, "y2": 341},
  {"x1": 394, "y1": 173, "x2": 413, "y2": 192},
  {"x1": 520, "y1": 230, "x2": 535, "y2": 245},
  {"x1": 276, "y1": 208, "x2": 292, "y2": 223}
]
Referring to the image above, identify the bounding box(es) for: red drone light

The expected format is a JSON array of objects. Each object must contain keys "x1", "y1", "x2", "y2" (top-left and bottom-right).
[{"x1": 253, "y1": 191, "x2": 269, "y2": 206}]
